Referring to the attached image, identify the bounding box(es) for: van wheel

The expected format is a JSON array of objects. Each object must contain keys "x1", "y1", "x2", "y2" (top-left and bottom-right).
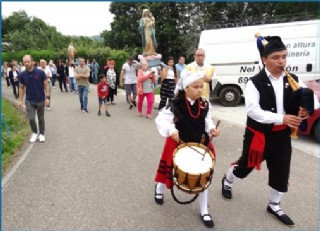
[
  {"x1": 314, "y1": 120, "x2": 320, "y2": 143},
  {"x1": 219, "y1": 86, "x2": 241, "y2": 106}
]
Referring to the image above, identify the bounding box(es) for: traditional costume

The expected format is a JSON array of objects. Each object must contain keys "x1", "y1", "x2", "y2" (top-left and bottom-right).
[
  {"x1": 221, "y1": 36, "x2": 315, "y2": 226},
  {"x1": 154, "y1": 70, "x2": 217, "y2": 228}
]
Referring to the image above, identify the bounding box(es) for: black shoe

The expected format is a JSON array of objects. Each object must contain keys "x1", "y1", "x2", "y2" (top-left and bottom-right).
[
  {"x1": 132, "y1": 100, "x2": 137, "y2": 107},
  {"x1": 200, "y1": 214, "x2": 214, "y2": 228},
  {"x1": 84, "y1": 109, "x2": 89, "y2": 113},
  {"x1": 129, "y1": 104, "x2": 133, "y2": 110},
  {"x1": 267, "y1": 205, "x2": 294, "y2": 226},
  {"x1": 111, "y1": 102, "x2": 116, "y2": 105},
  {"x1": 105, "y1": 111, "x2": 111, "y2": 117},
  {"x1": 154, "y1": 185, "x2": 164, "y2": 205},
  {"x1": 222, "y1": 175, "x2": 232, "y2": 200},
  {"x1": 97, "y1": 111, "x2": 101, "y2": 116}
]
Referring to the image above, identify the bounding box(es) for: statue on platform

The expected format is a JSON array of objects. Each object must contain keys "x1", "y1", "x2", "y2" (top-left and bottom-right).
[
  {"x1": 139, "y1": 8, "x2": 157, "y2": 56},
  {"x1": 68, "y1": 42, "x2": 76, "y2": 61}
]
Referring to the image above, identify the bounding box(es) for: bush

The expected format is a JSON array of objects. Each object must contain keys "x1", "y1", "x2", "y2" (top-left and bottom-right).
[
  {"x1": 1, "y1": 98, "x2": 30, "y2": 174},
  {"x1": 2, "y1": 48, "x2": 131, "y2": 73}
]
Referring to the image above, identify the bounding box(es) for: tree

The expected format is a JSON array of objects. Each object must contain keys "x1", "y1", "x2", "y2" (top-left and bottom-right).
[
  {"x1": 102, "y1": 2, "x2": 141, "y2": 50},
  {"x1": 2, "y1": 10, "x2": 30, "y2": 37},
  {"x1": 103, "y1": 2, "x2": 193, "y2": 61},
  {"x1": 103, "y1": 2, "x2": 318, "y2": 62}
]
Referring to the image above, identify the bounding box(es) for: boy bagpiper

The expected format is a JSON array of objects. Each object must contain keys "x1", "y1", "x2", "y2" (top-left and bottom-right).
[
  {"x1": 97, "y1": 74, "x2": 111, "y2": 117},
  {"x1": 221, "y1": 36, "x2": 313, "y2": 226},
  {"x1": 154, "y1": 70, "x2": 220, "y2": 228}
]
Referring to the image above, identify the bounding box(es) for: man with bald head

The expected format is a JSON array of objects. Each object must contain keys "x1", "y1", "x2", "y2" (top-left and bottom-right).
[
  {"x1": 18, "y1": 55, "x2": 50, "y2": 142},
  {"x1": 174, "y1": 49, "x2": 216, "y2": 101}
]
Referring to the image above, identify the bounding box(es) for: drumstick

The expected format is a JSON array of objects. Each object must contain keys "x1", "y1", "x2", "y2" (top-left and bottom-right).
[
  {"x1": 179, "y1": 139, "x2": 205, "y2": 157},
  {"x1": 202, "y1": 120, "x2": 221, "y2": 161}
]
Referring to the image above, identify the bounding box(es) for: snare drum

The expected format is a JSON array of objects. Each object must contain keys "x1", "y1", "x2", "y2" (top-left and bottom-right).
[{"x1": 172, "y1": 143, "x2": 215, "y2": 194}]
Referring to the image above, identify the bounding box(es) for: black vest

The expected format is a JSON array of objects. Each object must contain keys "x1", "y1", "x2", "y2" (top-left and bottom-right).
[
  {"x1": 171, "y1": 97, "x2": 210, "y2": 145},
  {"x1": 247, "y1": 68, "x2": 299, "y2": 132}
]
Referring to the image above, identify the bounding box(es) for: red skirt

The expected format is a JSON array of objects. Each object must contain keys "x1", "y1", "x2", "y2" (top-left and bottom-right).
[{"x1": 155, "y1": 137, "x2": 216, "y2": 189}]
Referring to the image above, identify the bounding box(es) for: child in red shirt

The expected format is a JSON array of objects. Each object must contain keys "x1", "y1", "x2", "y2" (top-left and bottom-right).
[{"x1": 97, "y1": 74, "x2": 111, "y2": 117}]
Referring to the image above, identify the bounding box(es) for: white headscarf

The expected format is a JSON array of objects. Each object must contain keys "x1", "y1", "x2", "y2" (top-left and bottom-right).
[{"x1": 174, "y1": 69, "x2": 204, "y2": 94}]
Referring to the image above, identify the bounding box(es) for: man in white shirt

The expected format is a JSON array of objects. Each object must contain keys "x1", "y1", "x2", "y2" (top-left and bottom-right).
[
  {"x1": 120, "y1": 57, "x2": 140, "y2": 109},
  {"x1": 221, "y1": 36, "x2": 315, "y2": 227},
  {"x1": 38, "y1": 59, "x2": 52, "y2": 110}
]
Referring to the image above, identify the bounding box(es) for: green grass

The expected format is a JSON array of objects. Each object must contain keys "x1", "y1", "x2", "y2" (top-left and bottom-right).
[{"x1": 1, "y1": 98, "x2": 30, "y2": 174}]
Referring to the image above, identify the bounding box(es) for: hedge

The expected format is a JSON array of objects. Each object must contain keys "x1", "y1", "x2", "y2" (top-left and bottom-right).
[{"x1": 2, "y1": 48, "x2": 132, "y2": 73}]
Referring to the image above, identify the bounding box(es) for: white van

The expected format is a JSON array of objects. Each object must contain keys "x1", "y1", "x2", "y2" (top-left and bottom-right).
[{"x1": 199, "y1": 20, "x2": 320, "y2": 106}]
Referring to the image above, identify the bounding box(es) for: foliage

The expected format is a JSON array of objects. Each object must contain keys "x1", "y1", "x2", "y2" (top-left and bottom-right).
[
  {"x1": 2, "y1": 48, "x2": 130, "y2": 75},
  {"x1": 1, "y1": 98, "x2": 30, "y2": 174},
  {"x1": 103, "y1": 2, "x2": 319, "y2": 63},
  {"x1": 2, "y1": 10, "x2": 105, "y2": 53},
  {"x1": 1, "y1": 10, "x2": 131, "y2": 71},
  {"x1": 2, "y1": 3, "x2": 319, "y2": 65}
]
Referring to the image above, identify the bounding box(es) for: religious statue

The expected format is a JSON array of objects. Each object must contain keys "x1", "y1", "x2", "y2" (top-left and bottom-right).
[
  {"x1": 139, "y1": 8, "x2": 157, "y2": 56},
  {"x1": 68, "y1": 42, "x2": 76, "y2": 60}
]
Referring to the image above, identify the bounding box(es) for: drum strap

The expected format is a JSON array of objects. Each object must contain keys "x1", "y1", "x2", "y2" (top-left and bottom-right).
[{"x1": 170, "y1": 183, "x2": 199, "y2": 205}]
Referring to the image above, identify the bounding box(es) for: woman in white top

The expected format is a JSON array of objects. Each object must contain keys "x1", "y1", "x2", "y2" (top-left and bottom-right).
[
  {"x1": 48, "y1": 60, "x2": 57, "y2": 88},
  {"x1": 158, "y1": 56, "x2": 178, "y2": 110},
  {"x1": 106, "y1": 60, "x2": 118, "y2": 105},
  {"x1": 66, "y1": 60, "x2": 77, "y2": 93}
]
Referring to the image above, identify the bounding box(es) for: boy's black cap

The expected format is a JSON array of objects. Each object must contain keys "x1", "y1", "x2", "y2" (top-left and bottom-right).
[{"x1": 262, "y1": 36, "x2": 287, "y2": 57}]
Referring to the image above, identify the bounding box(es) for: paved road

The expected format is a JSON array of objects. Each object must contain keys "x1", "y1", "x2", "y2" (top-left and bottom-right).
[{"x1": 1, "y1": 80, "x2": 319, "y2": 230}]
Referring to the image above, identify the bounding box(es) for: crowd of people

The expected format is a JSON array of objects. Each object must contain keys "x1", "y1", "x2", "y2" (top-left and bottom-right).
[
  {"x1": 1, "y1": 53, "x2": 191, "y2": 140},
  {"x1": 2, "y1": 38, "x2": 315, "y2": 228}
]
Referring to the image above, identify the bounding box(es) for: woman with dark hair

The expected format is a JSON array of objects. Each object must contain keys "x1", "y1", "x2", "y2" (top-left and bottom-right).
[
  {"x1": 8, "y1": 64, "x2": 19, "y2": 98},
  {"x1": 158, "y1": 56, "x2": 178, "y2": 110},
  {"x1": 56, "y1": 60, "x2": 68, "y2": 92}
]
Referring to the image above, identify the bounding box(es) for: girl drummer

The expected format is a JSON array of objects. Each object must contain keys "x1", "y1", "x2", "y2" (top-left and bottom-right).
[{"x1": 154, "y1": 70, "x2": 220, "y2": 228}]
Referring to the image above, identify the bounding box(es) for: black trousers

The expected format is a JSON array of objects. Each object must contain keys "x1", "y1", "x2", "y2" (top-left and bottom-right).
[
  {"x1": 107, "y1": 88, "x2": 116, "y2": 103},
  {"x1": 5, "y1": 77, "x2": 10, "y2": 87},
  {"x1": 10, "y1": 80, "x2": 19, "y2": 98},
  {"x1": 233, "y1": 127, "x2": 292, "y2": 192},
  {"x1": 58, "y1": 76, "x2": 68, "y2": 92}
]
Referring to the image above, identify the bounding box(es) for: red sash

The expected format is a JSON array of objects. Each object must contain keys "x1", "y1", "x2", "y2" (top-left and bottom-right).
[{"x1": 247, "y1": 124, "x2": 287, "y2": 170}]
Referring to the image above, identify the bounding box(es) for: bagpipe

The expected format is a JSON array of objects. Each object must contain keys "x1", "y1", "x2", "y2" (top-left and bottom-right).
[
  {"x1": 283, "y1": 69, "x2": 314, "y2": 137},
  {"x1": 255, "y1": 34, "x2": 314, "y2": 138}
]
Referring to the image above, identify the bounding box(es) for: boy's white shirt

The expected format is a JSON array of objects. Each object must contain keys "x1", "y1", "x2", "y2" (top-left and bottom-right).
[{"x1": 155, "y1": 97, "x2": 215, "y2": 137}]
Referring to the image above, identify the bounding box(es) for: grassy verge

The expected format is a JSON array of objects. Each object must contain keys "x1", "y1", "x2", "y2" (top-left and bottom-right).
[{"x1": 1, "y1": 98, "x2": 30, "y2": 174}]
